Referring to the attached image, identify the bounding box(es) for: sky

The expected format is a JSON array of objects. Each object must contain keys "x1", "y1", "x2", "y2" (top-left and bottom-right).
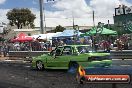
[{"x1": 0, "y1": 0, "x2": 132, "y2": 27}]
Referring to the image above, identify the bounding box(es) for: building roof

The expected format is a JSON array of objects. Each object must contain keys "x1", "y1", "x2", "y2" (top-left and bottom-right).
[
  {"x1": 13, "y1": 29, "x2": 39, "y2": 32},
  {"x1": 34, "y1": 18, "x2": 114, "y2": 27}
]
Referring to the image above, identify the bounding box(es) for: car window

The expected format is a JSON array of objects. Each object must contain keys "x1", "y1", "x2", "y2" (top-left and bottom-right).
[
  {"x1": 55, "y1": 49, "x2": 62, "y2": 56},
  {"x1": 77, "y1": 46, "x2": 92, "y2": 54},
  {"x1": 62, "y1": 46, "x2": 72, "y2": 55}
]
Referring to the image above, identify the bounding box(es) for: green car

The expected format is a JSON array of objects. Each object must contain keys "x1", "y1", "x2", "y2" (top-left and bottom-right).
[{"x1": 32, "y1": 45, "x2": 112, "y2": 70}]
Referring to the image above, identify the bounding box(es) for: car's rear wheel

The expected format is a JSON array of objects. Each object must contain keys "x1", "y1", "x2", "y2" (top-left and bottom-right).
[
  {"x1": 68, "y1": 62, "x2": 79, "y2": 73},
  {"x1": 36, "y1": 61, "x2": 44, "y2": 71}
]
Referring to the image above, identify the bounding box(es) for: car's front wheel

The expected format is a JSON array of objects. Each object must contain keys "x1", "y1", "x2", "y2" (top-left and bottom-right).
[{"x1": 36, "y1": 61, "x2": 44, "y2": 71}]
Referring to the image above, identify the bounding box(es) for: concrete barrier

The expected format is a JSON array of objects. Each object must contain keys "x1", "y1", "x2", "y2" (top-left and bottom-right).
[{"x1": 8, "y1": 51, "x2": 50, "y2": 60}]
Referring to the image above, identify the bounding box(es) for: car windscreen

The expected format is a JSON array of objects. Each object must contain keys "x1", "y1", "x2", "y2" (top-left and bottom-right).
[{"x1": 77, "y1": 46, "x2": 93, "y2": 54}]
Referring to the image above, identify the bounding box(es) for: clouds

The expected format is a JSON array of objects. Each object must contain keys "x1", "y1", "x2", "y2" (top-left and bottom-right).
[
  {"x1": 89, "y1": 0, "x2": 132, "y2": 18},
  {"x1": 0, "y1": 0, "x2": 132, "y2": 27},
  {"x1": 0, "y1": 0, "x2": 8, "y2": 23},
  {"x1": 32, "y1": 0, "x2": 37, "y2": 5},
  {"x1": 31, "y1": 0, "x2": 132, "y2": 27},
  {"x1": 41, "y1": 0, "x2": 132, "y2": 26},
  {"x1": 52, "y1": 0, "x2": 92, "y2": 18},
  {"x1": 50, "y1": 0, "x2": 132, "y2": 18},
  {"x1": 0, "y1": 0, "x2": 6, "y2": 4},
  {"x1": 0, "y1": 9, "x2": 9, "y2": 23}
]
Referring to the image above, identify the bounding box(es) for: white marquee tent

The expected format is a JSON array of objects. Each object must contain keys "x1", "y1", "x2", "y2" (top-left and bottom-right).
[
  {"x1": 32, "y1": 29, "x2": 83, "y2": 40},
  {"x1": 32, "y1": 32, "x2": 62, "y2": 40},
  {"x1": 53, "y1": 29, "x2": 83, "y2": 37}
]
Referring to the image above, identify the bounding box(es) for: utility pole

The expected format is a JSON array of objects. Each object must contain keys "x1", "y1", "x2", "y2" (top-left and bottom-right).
[
  {"x1": 93, "y1": 10, "x2": 95, "y2": 27},
  {"x1": 72, "y1": 13, "x2": 75, "y2": 29},
  {"x1": 108, "y1": 20, "x2": 110, "y2": 29},
  {"x1": 43, "y1": 0, "x2": 47, "y2": 33},
  {"x1": 39, "y1": 0, "x2": 44, "y2": 34}
]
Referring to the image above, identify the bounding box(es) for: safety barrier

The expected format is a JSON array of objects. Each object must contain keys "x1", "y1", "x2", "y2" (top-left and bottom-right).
[
  {"x1": 7, "y1": 50, "x2": 132, "y2": 61},
  {"x1": 8, "y1": 51, "x2": 50, "y2": 60},
  {"x1": 110, "y1": 50, "x2": 132, "y2": 60}
]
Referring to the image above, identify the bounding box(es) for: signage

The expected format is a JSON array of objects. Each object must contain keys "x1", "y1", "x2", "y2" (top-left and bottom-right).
[
  {"x1": 84, "y1": 75, "x2": 130, "y2": 83},
  {"x1": 125, "y1": 6, "x2": 132, "y2": 14},
  {"x1": 115, "y1": 8, "x2": 124, "y2": 15},
  {"x1": 123, "y1": 21, "x2": 132, "y2": 32},
  {"x1": 115, "y1": 6, "x2": 132, "y2": 15}
]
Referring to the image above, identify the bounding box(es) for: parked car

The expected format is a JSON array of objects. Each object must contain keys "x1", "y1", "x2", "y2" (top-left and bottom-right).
[{"x1": 32, "y1": 45, "x2": 112, "y2": 71}]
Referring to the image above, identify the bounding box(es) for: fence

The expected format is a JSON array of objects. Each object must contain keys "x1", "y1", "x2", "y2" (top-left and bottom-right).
[
  {"x1": 110, "y1": 50, "x2": 132, "y2": 60},
  {"x1": 6, "y1": 50, "x2": 132, "y2": 61}
]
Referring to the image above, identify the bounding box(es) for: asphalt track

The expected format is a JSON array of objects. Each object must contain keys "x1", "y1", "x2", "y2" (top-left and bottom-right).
[
  {"x1": 85, "y1": 60, "x2": 132, "y2": 74},
  {"x1": 0, "y1": 60, "x2": 132, "y2": 88}
]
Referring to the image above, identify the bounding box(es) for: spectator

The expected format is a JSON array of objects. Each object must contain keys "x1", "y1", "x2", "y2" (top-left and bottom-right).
[{"x1": 116, "y1": 39, "x2": 123, "y2": 51}]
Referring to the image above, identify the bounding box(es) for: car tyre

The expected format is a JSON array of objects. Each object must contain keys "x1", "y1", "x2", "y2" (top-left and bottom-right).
[
  {"x1": 79, "y1": 76, "x2": 86, "y2": 84},
  {"x1": 36, "y1": 61, "x2": 44, "y2": 71}
]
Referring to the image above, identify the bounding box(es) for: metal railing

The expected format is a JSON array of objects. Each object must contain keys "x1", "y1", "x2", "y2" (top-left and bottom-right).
[
  {"x1": 6, "y1": 50, "x2": 132, "y2": 61},
  {"x1": 110, "y1": 50, "x2": 132, "y2": 60}
]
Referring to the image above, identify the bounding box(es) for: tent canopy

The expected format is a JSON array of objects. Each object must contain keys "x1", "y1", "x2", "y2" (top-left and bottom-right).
[
  {"x1": 12, "y1": 33, "x2": 33, "y2": 42},
  {"x1": 81, "y1": 27, "x2": 117, "y2": 36},
  {"x1": 32, "y1": 29, "x2": 83, "y2": 40},
  {"x1": 54, "y1": 29, "x2": 82, "y2": 37},
  {"x1": 32, "y1": 32, "x2": 62, "y2": 40}
]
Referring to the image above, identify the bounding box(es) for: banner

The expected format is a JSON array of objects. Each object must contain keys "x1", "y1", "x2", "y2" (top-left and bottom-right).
[
  {"x1": 125, "y1": 6, "x2": 132, "y2": 14},
  {"x1": 123, "y1": 21, "x2": 132, "y2": 32},
  {"x1": 116, "y1": 8, "x2": 124, "y2": 15}
]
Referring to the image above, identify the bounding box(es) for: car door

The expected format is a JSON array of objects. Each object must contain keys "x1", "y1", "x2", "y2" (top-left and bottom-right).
[
  {"x1": 46, "y1": 46, "x2": 63, "y2": 67},
  {"x1": 55, "y1": 46, "x2": 73, "y2": 68},
  {"x1": 46, "y1": 46, "x2": 72, "y2": 69}
]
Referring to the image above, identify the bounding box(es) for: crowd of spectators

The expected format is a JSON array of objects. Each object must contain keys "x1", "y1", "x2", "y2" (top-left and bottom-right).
[{"x1": 0, "y1": 34, "x2": 131, "y2": 57}]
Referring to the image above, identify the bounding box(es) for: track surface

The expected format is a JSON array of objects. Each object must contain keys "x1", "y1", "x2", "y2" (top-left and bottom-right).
[{"x1": 0, "y1": 60, "x2": 132, "y2": 88}]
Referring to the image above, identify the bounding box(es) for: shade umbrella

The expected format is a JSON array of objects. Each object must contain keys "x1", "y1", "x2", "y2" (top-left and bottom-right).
[{"x1": 100, "y1": 28, "x2": 117, "y2": 35}]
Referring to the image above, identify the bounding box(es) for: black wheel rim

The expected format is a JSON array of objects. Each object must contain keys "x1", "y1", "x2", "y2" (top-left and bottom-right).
[{"x1": 36, "y1": 61, "x2": 43, "y2": 70}]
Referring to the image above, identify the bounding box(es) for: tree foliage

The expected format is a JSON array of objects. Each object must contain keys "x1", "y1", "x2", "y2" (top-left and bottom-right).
[
  {"x1": 54, "y1": 25, "x2": 65, "y2": 32},
  {"x1": 6, "y1": 8, "x2": 36, "y2": 29}
]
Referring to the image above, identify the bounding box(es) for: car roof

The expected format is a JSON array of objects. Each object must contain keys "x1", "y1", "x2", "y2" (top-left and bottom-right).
[
  {"x1": 56, "y1": 45, "x2": 91, "y2": 49},
  {"x1": 64, "y1": 45, "x2": 90, "y2": 47}
]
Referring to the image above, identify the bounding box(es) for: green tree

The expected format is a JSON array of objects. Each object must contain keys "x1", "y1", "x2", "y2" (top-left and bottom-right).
[
  {"x1": 54, "y1": 25, "x2": 65, "y2": 32},
  {"x1": 6, "y1": 8, "x2": 36, "y2": 29}
]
